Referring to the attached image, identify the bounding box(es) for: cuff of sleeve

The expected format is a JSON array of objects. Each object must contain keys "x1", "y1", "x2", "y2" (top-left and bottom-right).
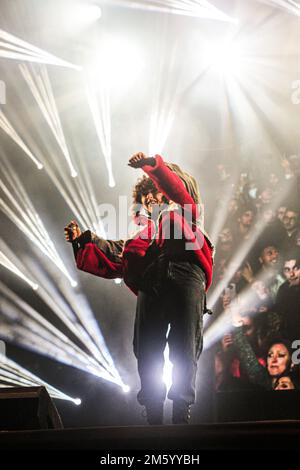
[
  {"x1": 142, "y1": 154, "x2": 163, "y2": 173},
  {"x1": 73, "y1": 230, "x2": 92, "y2": 249}
]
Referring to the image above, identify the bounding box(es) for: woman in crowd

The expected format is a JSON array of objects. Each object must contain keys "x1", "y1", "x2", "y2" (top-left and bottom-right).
[{"x1": 232, "y1": 315, "x2": 297, "y2": 390}]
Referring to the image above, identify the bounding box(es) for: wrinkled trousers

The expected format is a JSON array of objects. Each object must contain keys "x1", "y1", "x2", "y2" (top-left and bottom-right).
[{"x1": 133, "y1": 259, "x2": 206, "y2": 406}]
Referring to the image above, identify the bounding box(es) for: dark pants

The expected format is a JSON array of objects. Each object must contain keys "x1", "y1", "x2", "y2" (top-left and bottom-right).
[{"x1": 133, "y1": 258, "x2": 206, "y2": 407}]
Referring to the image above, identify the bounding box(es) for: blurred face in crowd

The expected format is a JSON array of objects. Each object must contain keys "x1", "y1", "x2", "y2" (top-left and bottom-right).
[
  {"x1": 262, "y1": 208, "x2": 276, "y2": 225},
  {"x1": 259, "y1": 246, "x2": 279, "y2": 269},
  {"x1": 218, "y1": 228, "x2": 233, "y2": 252},
  {"x1": 260, "y1": 188, "x2": 273, "y2": 204},
  {"x1": 222, "y1": 283, "x2": 236, "y2": 309},
  {"x1": 252, "y1": 280, "x2": 269, "y2": 299},
  {"x1": 283, "y1": 259, "x2": 300, "y2": 286},
  {"x1": 267, "y1": 343, "x2": 290, "y2": 377},
  {"x1": 241, "y1": 316, "x2": 255, "y2": 338},
  {"x1": 269, "y1": 173, "x2": 279, "y2": 188},
  {"x1": 239, "y1": 210, "x2": 254, "y2": 228},
  {"x1": 277, "y1": 206, "x2": 286, "y2": 223},
  {"x1": 232, "y1": 267, "x2": 243, "y2": 284},
  {"x1": 289, "y1": 154, "x2": 300, "y2": 175},
  {"x1": 217, "y1": 164, "x2": 229, "y2": 181},
  {"x1": 228, "y1": 198, "x2": 238, "y2": 215},
  {"x1": 274, "y1": 376, "x2": 295, "y2": 390},
  {"x1": 282, "y1": 210, "x2": 299, "y2": 232},
  {"x1": 251, "y1": 280, "x2": 271, "y2": 312},
  {"x1": 216, "y1": 259, "x2": 227, "y2": 281}
]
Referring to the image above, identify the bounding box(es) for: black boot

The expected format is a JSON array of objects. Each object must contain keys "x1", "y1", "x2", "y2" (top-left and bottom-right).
[
  {"x1": 172, "y1": 400, "x2": 191, "y2": 424},
  {"x1": 144, "y1": 402, "x2": 164, "y2": 425}
]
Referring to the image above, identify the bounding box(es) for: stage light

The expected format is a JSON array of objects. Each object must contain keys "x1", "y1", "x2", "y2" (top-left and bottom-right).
[
  {"x1": 148, "y1": 40, "x2": 180, "y2": 155},
  {"x1": 0, "y1": 28, "x2": 81, "y2": 70},
  {"x1": 259, "y1": 0, "x2": 300, "y2": 17},
  {"x1": 163, "y1": 344, "x2": 173, "y2": 391},
  {"x1": 23, "y1": 261, "x2": 123, "y2": 382},
  {"x1": 204, "y1": 269, "x2": 271, "y2": 350},
  {"x1": 0, "y1": 352, "x2": 82, "y2": 404},
  {"x1": 0, "y1": 168, "x2": 77, "y2": 288},
  {"x1": 102, "y1": 37, "x2": 137, "y2": 78},
  {"x1": 108, "y1": 0, "x2": 237, "y2": 22},
  {"x1": 0, "y1": 242, "x2": 39, "y2": 291},
  {"x1": 0, "y1": 109, "x2": 44, "y2": 171},
  {"x1": 73, "y1": 398, "x2": 82, "y2": 406},
  {"x1": 68, "y1": 4, "x2": 102, "y2": 25},
  {"x1": 162, "y1": 326, "x2": 173, "y2": 391},
  {"x1": 91, "y1": 35, "x2": 144, "y2": 90},
  {"x1": 85, "y1": 69, "x2": 115, "y2": 189},
  {"x1": 114, "y1": 278, "x2": 122, "y2": 285},
  {"x1": 122, "y1": 385, "x2": 130, "y2": 393},
  {"x1": 0, "y1": 283, "x2": 125, "y2": 387},
  {"x1": 209, "y1": 177, "x2": 238, "y2": 246},
  {"x1": 20, "y1": 64, "x2": 78, "y2": 179},
  {"x1": 205, "y1": 41, "x2": 243, "y2": 75},
  {"x1": 60, "y1": 3, "x2": 102, "y2": 35}
]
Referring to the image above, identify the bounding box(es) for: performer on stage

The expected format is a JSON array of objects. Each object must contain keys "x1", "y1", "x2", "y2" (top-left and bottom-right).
[{"x1": 65, "y1": 152, "x2": 214, "y2": 424}]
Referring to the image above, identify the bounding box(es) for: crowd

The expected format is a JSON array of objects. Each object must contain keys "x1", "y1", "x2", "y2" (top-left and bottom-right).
[{"x1": 212, "y1": 154, "x2": 300, "y2": 392}]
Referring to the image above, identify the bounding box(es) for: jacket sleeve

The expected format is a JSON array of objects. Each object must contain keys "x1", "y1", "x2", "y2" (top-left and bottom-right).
[
  {"x1": 233, "y1": 326, "x2": 271, "y2": 390},
  {"x1": 142, "y1": 155, "x2": 199, "y2": 220},
  {"x1": 72, "y1": 230, "x2": 124, "y2": 279}
]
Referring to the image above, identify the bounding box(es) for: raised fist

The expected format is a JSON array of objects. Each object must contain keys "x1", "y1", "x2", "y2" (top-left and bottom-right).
[
  {"x1": 128, "y1": 152, "x2": 150, "y2": 168},
  {"x1": 64, "y1": 220, "x2": 81, "y2": 242}
]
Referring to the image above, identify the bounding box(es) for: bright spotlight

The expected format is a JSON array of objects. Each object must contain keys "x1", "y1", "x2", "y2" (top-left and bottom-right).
[
  {"x1": 122, "y1": 385, "x2": 130, "y2": 393},
  {"x1": 71, "y1": 280, "x2": 78, "y2": 288},
  {"x1": 0, "y1": 109, "x2": 44, "y2": 171},
  {"x1": 205, "y1": 41, "x2": 243, "y2": 75},
  {"x1": 0, "y1": 244, "x2": 40, "y2": 291},
  {"x1": 162, "y1": 326, "x2": 172, "y2": 391},
  {"x1": 114, "y1": 278, "x2": 122, "y2": 285},
  {"x1": 59, "y1": 3, "x2": 102, "y2": 35},
  {"x1": 68, "y1": 4, "x2": 102, "y2": 25},
  {"x1": 93, "y1": 35, "x2": 144, "y2": 90},
  {"x1": 20, "y1": 64, "x2": 79, "y2": 179},
  {"x1": 0, "y1": 353, "x2": 83, "y2": 404},
  {"x1": 0, "y1": 28, "x2": 81, "y2": 70}
]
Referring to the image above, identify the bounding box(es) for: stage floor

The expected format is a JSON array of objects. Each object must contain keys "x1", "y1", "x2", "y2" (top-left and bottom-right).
[{"x1": 1, "y1": 420, "x2": 300, "y2": 451}]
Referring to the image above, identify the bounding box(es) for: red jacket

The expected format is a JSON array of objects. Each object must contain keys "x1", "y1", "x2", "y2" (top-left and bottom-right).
[{"x1": 74, "y1": 155, "x2": 214, "y2": 293}]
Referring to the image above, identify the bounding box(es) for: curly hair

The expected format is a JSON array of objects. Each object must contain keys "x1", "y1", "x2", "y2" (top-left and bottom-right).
[{"x1": 132, "y1": 176, "x2": 159, "y2": 204}]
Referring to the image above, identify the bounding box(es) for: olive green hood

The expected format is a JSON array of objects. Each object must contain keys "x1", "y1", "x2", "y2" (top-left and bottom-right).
[
  {"x1": 165, "y1": 162, "x2": 201, "y2": 205},
  {"x1": 165, "y1": 162, "x2": 214, "y2": 255}
]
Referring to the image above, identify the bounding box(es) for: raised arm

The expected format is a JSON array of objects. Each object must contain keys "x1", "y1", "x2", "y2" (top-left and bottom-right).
[
  {"x1": 128, "y1": 152, "x2": 198, "y2": 212},
  {"x1": 232, "y1": 326, "x2": 271, "y2": 390},
  {"x1": 64, "y1": 220, "x2": 124, "y2": 279}
]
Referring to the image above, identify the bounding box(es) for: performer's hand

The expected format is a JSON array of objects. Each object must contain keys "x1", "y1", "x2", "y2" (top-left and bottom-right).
[
  {"x1": 64, "y1": 220, "x2": 81, "y2": 242},
  {"x1": 128, "y1": 152, "x2": 152, "y2": 168}
]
